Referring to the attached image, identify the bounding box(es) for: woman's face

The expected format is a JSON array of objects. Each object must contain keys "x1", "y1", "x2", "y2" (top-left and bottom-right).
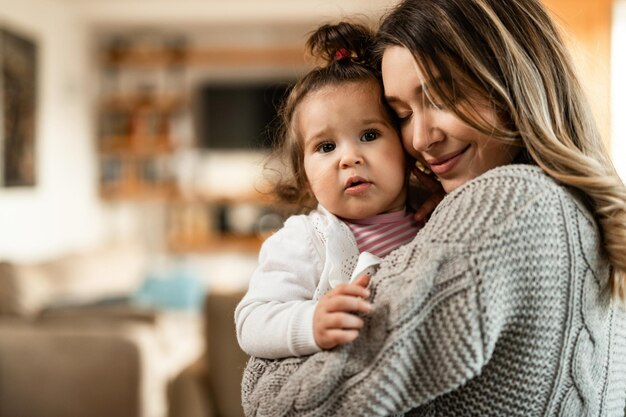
[{"x1": 381, "y1": 46, "x2": 519, "y2": 192}]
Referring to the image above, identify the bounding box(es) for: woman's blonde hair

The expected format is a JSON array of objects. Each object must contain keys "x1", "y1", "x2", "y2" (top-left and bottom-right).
[{"x1": 377, "y1": 0, "x2": 626, "y2": 300}]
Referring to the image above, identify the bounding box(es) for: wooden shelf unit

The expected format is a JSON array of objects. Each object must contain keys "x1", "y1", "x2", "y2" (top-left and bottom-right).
[
  {"x1": 95, "y1": 31, "x2": 305, "y2": 253},
  {"x1": 168, "y1": 234, "x2": 264, "y2": 254},
  {"x1": 101, "y1": 46, "x2": 305, "y2": 68}
]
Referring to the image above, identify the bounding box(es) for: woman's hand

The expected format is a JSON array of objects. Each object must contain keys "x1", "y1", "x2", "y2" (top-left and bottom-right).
[
  {"x1": 412, "y1": 167, "x2": 446, "y2": 227},
  {"x1": 313, "y1": 274, "x2": 372, "y2": 350}
]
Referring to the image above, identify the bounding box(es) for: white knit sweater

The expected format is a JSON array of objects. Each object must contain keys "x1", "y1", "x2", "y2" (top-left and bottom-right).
[
  {"x1": 241, "y1": 165, "x2": 626, "y2": 417},
  {"x1": 235, "y1": 206, "x2": 383, "y2": 359}
]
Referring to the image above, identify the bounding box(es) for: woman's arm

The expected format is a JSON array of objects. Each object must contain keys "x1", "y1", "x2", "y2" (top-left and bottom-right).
[
  {"x1": 242, "y1": 241, "x2": 487, "y2": 416},
  {"x1": 241, "y1": 165, "x2": 562, "y2": 416}
]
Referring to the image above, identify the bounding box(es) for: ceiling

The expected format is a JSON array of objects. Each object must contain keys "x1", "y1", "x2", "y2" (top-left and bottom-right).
[{"x1": 64, "y1": 0, "x2": 398, "y2": 28}]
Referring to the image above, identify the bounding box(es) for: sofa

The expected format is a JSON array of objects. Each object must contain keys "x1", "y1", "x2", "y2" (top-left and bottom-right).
[
  {"x1": 0, "y1": 242, "x2": 206, "y2": 417},
  {"x1": 168, "y1": 289, "x2": 249, "y2": 417}
]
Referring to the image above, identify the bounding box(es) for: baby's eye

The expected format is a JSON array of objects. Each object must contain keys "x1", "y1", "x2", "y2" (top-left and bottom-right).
[
  {"x1": 316, "y1": 142, "x2": 335, "y2": 153},
  {"x1": 361, "y1": 130, "x2": 380, "y2": 142}
]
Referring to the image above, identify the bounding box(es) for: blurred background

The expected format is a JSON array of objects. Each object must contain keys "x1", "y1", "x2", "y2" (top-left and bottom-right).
[{"x1": 0, "y1": 0, "x2": 623, "y2": 416}]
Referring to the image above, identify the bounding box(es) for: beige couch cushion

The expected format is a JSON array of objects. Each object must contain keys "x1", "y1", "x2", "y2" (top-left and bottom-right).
[
  {"x1": 0, "y1": 242, "x2": 146, "y2": 317},
  {"x1": 0, "y1": 261, "x2": 55, "y2": 317},
  {"x1": 47, "y1": 242, "x2": 146, "y2": 303}
]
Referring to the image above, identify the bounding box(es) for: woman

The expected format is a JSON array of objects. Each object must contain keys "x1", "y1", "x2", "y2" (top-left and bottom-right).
[{"x1": 241, "y1": 0, "x2": 626, "y2": 415}]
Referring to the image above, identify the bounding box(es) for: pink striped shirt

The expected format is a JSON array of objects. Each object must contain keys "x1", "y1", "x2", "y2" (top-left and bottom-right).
[{"x1": 342, "y1": 210, "x2": 420, "y2": 258}]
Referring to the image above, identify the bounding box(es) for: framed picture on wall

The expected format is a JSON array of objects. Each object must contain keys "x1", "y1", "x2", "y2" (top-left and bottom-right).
[{"x1": 0, "y1": 26, "x2": 37, "y2": 187}]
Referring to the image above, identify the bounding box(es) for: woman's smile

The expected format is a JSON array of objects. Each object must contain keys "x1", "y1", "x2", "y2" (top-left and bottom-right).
[{"x1": 426, "y1": 145, "x2": 471, "y2": 176}]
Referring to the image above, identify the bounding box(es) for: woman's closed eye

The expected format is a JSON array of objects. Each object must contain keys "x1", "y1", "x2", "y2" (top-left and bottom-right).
[{"x1": 394, "y1": 111, "x2": 412, "y2": 124}]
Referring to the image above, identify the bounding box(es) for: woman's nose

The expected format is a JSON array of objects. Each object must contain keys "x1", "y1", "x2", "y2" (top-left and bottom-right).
[{"x1": 410, "y1": 115, "x2": 444, "y2": 153}]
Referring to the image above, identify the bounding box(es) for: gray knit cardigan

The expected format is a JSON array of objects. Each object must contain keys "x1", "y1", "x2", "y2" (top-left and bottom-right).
[{"x1": 241, "y1": 165, "x2": 626, "y2": 417}]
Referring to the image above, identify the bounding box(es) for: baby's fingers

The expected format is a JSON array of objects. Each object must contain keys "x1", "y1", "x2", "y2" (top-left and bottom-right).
[
  {"x1": 352, "y1": 274, "x2": 370, "y2": 289},
  {"x1": 320, "y1": 312, "x2": 364, "y2": 330},
  {"x1": 326, "y1": 294, "x2": 372, "y2": 314},
  {"x1": 314, "y1": 311, "x2": 364, "y2": 349},
  {"x1": 330, "y1": 282, "x2": 370, "y2": 299},
  {"x1": 321, "y1": 329, "x2": 360, "y2": 347}
]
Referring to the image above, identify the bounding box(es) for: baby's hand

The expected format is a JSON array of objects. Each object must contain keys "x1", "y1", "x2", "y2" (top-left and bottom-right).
[{"x1": 313, "y1": 274, "x2": 372, "y2": 350}]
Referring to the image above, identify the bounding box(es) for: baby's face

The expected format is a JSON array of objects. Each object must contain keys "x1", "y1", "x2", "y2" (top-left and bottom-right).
[{"x1": 297, "y1": 80, "x2": 407, "y2": 221}]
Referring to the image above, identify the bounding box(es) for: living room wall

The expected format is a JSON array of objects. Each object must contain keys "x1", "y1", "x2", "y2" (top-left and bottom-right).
[
  {"x1": 0, "y1": 0, "x2": 107, "y2": 261},
  {"x1": 613, "y1": 0, "x2": 626, "y2": 180}
]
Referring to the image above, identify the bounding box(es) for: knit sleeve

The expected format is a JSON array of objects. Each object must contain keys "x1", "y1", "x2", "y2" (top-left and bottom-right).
[
  {"x1": 235, "y1": 215, "x2": 324, "y2": 359},
  {"x1": 240, "y1": 165, "x2": 564, "y2": 416}
]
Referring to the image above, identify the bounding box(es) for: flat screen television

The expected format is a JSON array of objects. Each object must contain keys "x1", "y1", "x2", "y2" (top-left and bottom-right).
[{"x1": 195, "y1": 81, "x2": 291, "y2": 150}]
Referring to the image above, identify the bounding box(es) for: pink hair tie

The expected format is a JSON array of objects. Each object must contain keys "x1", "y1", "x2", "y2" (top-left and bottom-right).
[{"x1": 335, "y1": 48, "x2": 351, "y2": 62}]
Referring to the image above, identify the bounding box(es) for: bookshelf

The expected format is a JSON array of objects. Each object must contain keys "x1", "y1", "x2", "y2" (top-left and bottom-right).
[
  {"x1": 165, "y1": 192, "x2": 279, "y2": 254},
  {"x1": 97, "y1": 35, "x2": 191, "y2": 199},
  {"x1": 94, "y1": 30, "x2": 306, "y2": 253}
]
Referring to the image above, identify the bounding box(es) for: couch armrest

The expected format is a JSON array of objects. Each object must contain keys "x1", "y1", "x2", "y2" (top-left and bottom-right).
[
  {"x1": 204, "y1": 290, "x2": 248, "y2": 417},
  {"x1": 168, "y1": 356, "x2": 214, "y2": 417},
  {"x1": 0, "y1": 309, "x2": 205, "y2": 417},
  {"x1": 0, "y1": 321, "x2": 144, "y2": 417}
]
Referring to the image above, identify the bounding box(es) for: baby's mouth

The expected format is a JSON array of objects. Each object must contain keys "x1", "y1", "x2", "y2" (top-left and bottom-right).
[
  {"x1": 344, "y1": 176, "x2": 372, "y2": 194},
  {"x1": 345, "y1": 176, "x2": 369, "y2": 189}
]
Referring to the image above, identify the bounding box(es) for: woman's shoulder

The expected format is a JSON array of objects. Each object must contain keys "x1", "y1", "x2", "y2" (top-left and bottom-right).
[
  {"x1": 454, "y1": 163, "x2": 561, "y2": 197},
  {"x1": 480, "y1": 164, "x2": 597, "y2": 221},
  {"x1": 442, "y1": 163, "x2": 570, "y2": 212},
  {"x1": 459, "y1": 164, "x2": 593, "y2": 219},
  {"x1": 422, "y1": 164, "x2": 581, "y2": 244}
]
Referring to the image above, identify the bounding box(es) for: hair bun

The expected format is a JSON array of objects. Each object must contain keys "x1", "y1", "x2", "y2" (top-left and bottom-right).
[
  {"x1": 334, "y1": 47, "x2": 351, "y2": 62},
  {"x1": 306, "y1": 22, "x2": 375, "y2": 66}
]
